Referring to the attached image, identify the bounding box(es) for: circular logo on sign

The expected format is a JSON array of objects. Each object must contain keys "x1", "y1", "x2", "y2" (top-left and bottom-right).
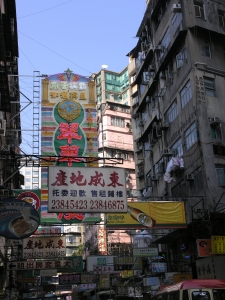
[
  {"x1": 58, "y1": 100, "x2": 81, "y2": 122},
  {"x1": 17, "y1": 191, "x2": 40, "y2": 211}
]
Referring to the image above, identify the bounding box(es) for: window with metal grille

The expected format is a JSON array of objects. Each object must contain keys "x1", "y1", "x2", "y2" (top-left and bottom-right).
[
  {"x1": 194, "y1": 0, "x2": 205, "y2": 19},
  {"x1": 165, "y1": 99, "x2": 178, "y2": 123},
  {"x1": 215, "y1": 164, "x2": 225, "y2": 186},
  {"x1": 180, "y1": 80, "x2": 192, "y2": 109},
  {"x1": 204, "y1": 77, "x2": 215, "y2": 96},
  {"x1": 185, "y1": 122, "x2": 198, "y2": 150}
]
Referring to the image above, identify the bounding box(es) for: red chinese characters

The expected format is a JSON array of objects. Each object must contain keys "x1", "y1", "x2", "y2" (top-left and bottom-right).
[
  {"x1": 57, "y1": 123, "x2": 82, "y2": 144},
  {"x1": 58, "y1": 145, "x2": 83, "y2": 166}
]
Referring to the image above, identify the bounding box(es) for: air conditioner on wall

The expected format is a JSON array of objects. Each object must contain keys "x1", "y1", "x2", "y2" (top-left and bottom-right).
[
  {"x1": 161, "y1": 148, "x2": 173, "y2": 157},
  {"x1": 185, "y1": 174, "x2": 194, "y2": 181},
  {"x1": 209, "y1": 117, "x2": 221, "y2": 125},
  {"x1": 171, "y1": 4, "x2": 182, "y2": 13}
]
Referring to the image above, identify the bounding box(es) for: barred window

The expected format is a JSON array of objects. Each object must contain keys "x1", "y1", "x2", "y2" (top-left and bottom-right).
[
  {"x1": 185, "y1": 122, "x2": 198, "y2": 150},
  {"x1": 180, "y1": 80, "x2": 192, "y2": 109}
]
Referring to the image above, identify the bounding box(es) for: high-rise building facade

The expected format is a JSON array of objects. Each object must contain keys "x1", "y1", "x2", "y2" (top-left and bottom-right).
[{"x1": 130, "y1": 0, "x2": 225, "y2": 276}]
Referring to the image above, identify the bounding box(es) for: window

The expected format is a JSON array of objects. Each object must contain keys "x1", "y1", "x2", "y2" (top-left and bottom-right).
[
  {"x1": 172, "y1": 138, "x2": 183, "y2": 157},
  {"x1": 159, "y1": 27, "x2": 170, "y2": 60},
  {"x1": 215, "y1": 164, "x2": 225, "y2": 186},
  {"x1": 146, "y1": 171, "x2": 152, "y2": 187},
  {"x1": 200, "y1": 40, "x2": 211, "y2": 57},
  {"x1": 103, "y1": 133, "x2": 106, "y2": 140},
  {"x1": 25, "y1": 170, "x2": 31, "y2": 175},
  {"x1": 144, "y1": 139, "x2": 151, "y2": 156},
  {"x1": 165, "y1": 100, "x2": 178, "y2": 123},
  {"x1": 111, "y1": 117, "x2": 125, "y2": 127},
  {"x1": 210, "y1": 124, "x2": 222, "y2": 140},
  {"x1": 218, "y1": 10, "x2": 225, "y2": 28},
  {"x1": 185, "y1": 122, "x2": 198, "y2": 150},
  {"x1": 192, "y1": 291, "x2": 210, "y2": 300},
  {"x1": 26, "y1": 178, "x2": 31, "y2": 182},
  {"x1": 194, "y1": 1, "x2": 205, "y2": 19},
  {"x1": 190, "y1": 167, "x2": 203, "y2": 194},
  {"x1": 180, "y1": 80, "x2": 192, "y2": 108},
  {"x1": 204, "y1": 77, "x2": 215, "y2": 96},
  {"x1": 142, "y1": 110, "x2": 148, "y2": 123},
  {"x1": 25, "y1": 185, "x2": 31, "y2": 189},
  {"x1": 33, "y1": 171, "x2": 39, "y2": 176},
  {"x1": 172, "y1": 13, "x2": 182, "y2": 35},
  {"x1": 33, "y1": 178, "x2": 38, "y2": 183},
  {"x1": 176, "y1": 46, "x2": 187, "y2": 68}
]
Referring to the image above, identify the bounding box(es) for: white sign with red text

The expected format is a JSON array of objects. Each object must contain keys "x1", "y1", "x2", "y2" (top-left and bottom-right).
[
  {"x1": 48, "y1": 167, "x2": 127, "y2": 212},
  {"x1": 22, "y1": 236, "x2": 66, "y2": 259}
]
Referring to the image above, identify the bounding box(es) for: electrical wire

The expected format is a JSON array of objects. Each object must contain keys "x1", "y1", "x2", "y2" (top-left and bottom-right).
[
  {"x1": 19, "y1": 31, "x2": 93, "y2": 75},
  {"x1": 18, "y1": 0, "x2": 73, "y2": 19}
]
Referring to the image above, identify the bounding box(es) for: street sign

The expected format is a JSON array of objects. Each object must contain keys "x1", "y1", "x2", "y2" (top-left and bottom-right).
[{"x1": 7, "y1": 260, "x2": 74, "y2": 271}]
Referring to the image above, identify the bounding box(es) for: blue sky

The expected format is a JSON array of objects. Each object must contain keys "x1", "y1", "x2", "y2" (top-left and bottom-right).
[{"x1": 16, "y1": 0, "x2": 146, "y2": 154}]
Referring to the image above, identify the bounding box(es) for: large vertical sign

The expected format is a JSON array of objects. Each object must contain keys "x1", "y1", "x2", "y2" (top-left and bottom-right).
[{"x1": 41, "y1": 69, "x2": 98, "y2": 223}]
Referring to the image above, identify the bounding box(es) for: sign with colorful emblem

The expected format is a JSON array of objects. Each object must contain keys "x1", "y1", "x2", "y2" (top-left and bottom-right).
[
  {"x1": 41, "y1": 70, "x2": 98, "y2": 223},
  {"x1": 48, "y1": 166, "x2": 127, "y2": 212},
  {"x1": 0, "y1": 198, "x2": 40, "y2": 239}
]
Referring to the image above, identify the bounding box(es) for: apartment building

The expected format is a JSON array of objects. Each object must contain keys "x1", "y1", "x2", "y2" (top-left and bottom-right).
[{"x1": 130, "y1": 0, "x2": 225, "y2": 276}]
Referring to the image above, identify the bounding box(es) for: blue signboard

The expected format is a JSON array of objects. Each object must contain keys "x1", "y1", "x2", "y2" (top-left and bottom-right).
[{"x1": 0, "y1": 198, "x2": 40, "y2": 239}]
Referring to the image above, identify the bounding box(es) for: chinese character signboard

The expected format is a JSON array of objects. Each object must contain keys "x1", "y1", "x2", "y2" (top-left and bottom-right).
[
  {"x1": 41, "y1": 71, "x2": 98, "y2": 223},
  {"x1": 48, "y1": 167, "x2": 127, "y2": 213},
  {"x1": 86, "y1": 255, "x2": 115, "y2": 272},
  {"x1": 133, "y1": 248, "x2": 158, "y2": 257},
  {"x1": 33, "y1": 226, "x2": 61, "y2": 236},
  {"x1": 22, "y1": 236, "x2": 66, "y2": 259},
  {"x1": 7, "y1": 259, "x2": 78, "y2": 271},
  {"x1": 197, "y1": 239, "x2": 212, "y2": 257},
  {"x1": 0, "y1": 198, "x2": 40, "y2": 239},
  {"x1": 98, "y1": 228, "x2": 107, "y2": 255},
  {"x1": 114, "y1": 257, "x2": 142, "y2": 270},
  {"x1": 211, "y1": 236, "x2": 225, "y2": 254},
  {"x1": 59, "y1": 274, "x2": 80, "y2": 285},
  {"x1": 106, "y1": 201, "x2": 186, "y2": 229}
]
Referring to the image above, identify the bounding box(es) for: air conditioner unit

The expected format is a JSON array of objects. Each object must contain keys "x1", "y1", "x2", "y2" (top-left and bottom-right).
[
  {"x1": 143, "y1": 72, "x2": 151, "y2": 83},
  {"x1": 153, "y1": 45, "x2": 162, "y2": 52},
  {"x1": 138, "y1": 120, "x2": 144, "y2": 127},
  {"x1": 148, "y1": 64, "x2": 155, "y2": 71},
  {"x1": 171, "y1": 4, "x2": 182, "y2": 13},
  {"x1": 161, "y1": 148, "x2": 173, "y2": 157},
  {"x1": 137, "y1": 171, "x2": 144, "y2": 178},
  {"x1": 185, "y1": 173, "x2": 194, "y2": 181},
  {"x1": 150, "y1": 175, "x2": 158, "y2": 181},
  {"x1": 209, "y1": 117, "x2": 221, "y2": 125}
]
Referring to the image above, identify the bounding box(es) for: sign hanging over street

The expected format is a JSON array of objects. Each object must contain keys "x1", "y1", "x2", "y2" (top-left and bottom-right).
[
  {"x1": 7, "y1": 257, "x2": 83, "y2": 271},
  {"x1": 48, "y1": 167, "x2": 127, "y2": 213},
  {"x1": 22, "y1": 236, "x2": 66, "y2": 259}
]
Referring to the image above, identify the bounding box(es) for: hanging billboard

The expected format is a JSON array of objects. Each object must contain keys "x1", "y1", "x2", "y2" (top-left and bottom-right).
[
  {"x1": 106, "y1": 201, "x2": 186, "y2": 229},
  {"x1": 41, "y1": 70, "x2": 98, "y2": 223},
  {"x1": 48, "y1": 166, "x2": 127, "y2": 213}
]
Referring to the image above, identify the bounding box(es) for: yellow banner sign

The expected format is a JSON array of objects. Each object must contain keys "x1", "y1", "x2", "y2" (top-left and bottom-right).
[
  {"x1": 106, "y1": 201, "x2": 186, "y2": 229},
  {"x1": 211, "y1": 236, "x2": 225, "y2": 254}
]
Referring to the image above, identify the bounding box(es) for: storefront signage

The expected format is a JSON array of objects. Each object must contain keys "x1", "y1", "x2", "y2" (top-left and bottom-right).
[
  {"x1": 93, "y1": 265, "x2": 116, "y2": 274},
  {"x1": 128, "y1": 287, "x2": 142, "y2": 297},
  {"x1": 33, "y1": 227, "x2": 61, "y2": 236},
  {"x1": 211, "y1": 236, "x2": 225, "y2": 254},
  {"x1": 107, "y1": 201, "x2": 186, "y2": 229},
  {"x1": 114, "y1": 257, "x2": 142, "y2": 270},
  {"x1": 0, "y1": 198, "x2": 40, "y2": 239},
  {"x1": 152, "y1": 262, "x2": 167, "y2": 273},
  {"x1": 197, "y1": 239, "x2": 212, "y2": 257},
  {"x1": 7, "y1": 259, "x2": 74, "y2": 271},
  {"x1": 143, "y1": 277, "x2": 160, "y2": 286},
  {"x1": 59, "y1": 274, "x2": 80, "y2": 285},
  {"x1": 22, "y1": 236, "x2": 66, "y2": 259},
  {"x1": 41, "y1": 71, "x2": 98, "y2": 224},
  {"x1": 133, "y1": 248, "x2": 158, "y2": 257},
  {"x1": 48, "y1": 167, "x2": 127, "y2": 213},
  {"x1": 86, "y1": 256, "x2": 115, "y2": 272}
]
